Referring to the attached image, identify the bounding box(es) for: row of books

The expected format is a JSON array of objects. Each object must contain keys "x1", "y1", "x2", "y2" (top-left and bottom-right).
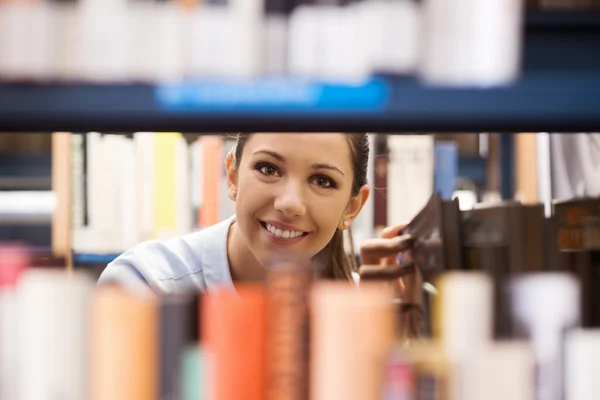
[
  {"x1": 399, "y1": 190, "x2": 600, "y2": 339},
  {"x1": 0, "y1": 0, "x2": 526, "y2": 86},
  {"x1": 0, "y1": 243, "x2": 598, "y2": 400},
  {"x1": 58, "y1": 133, "x2": 460, "y2": 257},
  {"x1": 65, "y1": 133, "x2": 234, "y2": 254}
]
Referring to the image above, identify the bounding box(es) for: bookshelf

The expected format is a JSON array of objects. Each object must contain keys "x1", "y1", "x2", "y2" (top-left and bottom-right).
[
  {"x1": 0, "y1": 11, "x2": 599, "y2": 133},
  {"x1": 1, "y1": 73, "x2": 599, "y2": 133}
]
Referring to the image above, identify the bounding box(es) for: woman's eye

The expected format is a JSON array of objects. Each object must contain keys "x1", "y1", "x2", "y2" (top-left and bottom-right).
[
  {"x1": 313, "y1": 176, "x2": 336, "y2": 189},
  {"x1": 256, "y1": 163, "x2": 280, "y2": 177}
]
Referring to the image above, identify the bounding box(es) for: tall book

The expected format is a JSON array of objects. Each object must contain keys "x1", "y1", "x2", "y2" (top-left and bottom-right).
[
  {"x1": 387, "y1": 135, "x2": 434, "y2": 226},
  {"x1": 310, "y1": 282, "x2": 395, "y2": 400},
  {"x1": 462, "y1": 201, "x2": 545, "y2": 274},
  {"x1": 266, "y1": 263, "x2": 313, "y2": 400},
  {"x1": 18, "y1": 270, "x2": 94, "y2": 400},
  {"x1": 159, "y1": 294, "x2": 200, "y2": 400},
  {"x1": 553, "y1": 197, "x2": 600, "y2": 327},
  {"x1": 91, "y1": 286, "x2": 158, "y2": 400},
  {"x1": 433, "y1": 272, "x2": 494, "y2": 360},
  {"x1": 199, "y1": 136, "x2": 223, "y2": 229},
  {"x1": 509, "y1": 273, "x2": 581, "y2": 400},
  {"x1": 207, "y1": 285, "x2": 267, "y2": 400},
  {"x1": 434, "y1": 141, "x2": 458, "y2": 200},
  {"x1": 154, "y1": 132, "x2": 180, "y2": 240},
  {"x1": 0, "y1": 245, "x2": 30, "y2": 400}
]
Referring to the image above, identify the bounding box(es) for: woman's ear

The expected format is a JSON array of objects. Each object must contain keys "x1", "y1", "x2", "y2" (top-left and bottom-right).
[
  {"x1": 226, "y1": 151, "x2": 238, "y2": 201},
  {"x1": 339, "y1": 184, "x2": 371, "y2": 230}
]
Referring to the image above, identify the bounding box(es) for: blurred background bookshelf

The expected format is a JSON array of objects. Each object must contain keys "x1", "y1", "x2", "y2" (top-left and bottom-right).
[{"x1": 2, "y1": 0, "x2": 600, "y2": 399}]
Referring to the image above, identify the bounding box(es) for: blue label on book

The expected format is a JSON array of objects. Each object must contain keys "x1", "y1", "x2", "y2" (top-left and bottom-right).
[{"x1": 155, "y1": 77, "x2": 390, "y2": 113}]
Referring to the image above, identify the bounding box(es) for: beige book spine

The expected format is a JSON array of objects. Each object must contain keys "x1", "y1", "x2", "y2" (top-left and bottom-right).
[
  {"x1": 90, "y1": 286, "x2": 158, "y2": 400},
  {"x1": 310, "y1": 282, "x2": 395, "y2": 400}
]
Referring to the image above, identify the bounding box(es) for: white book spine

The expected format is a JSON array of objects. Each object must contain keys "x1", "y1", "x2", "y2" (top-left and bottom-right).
[
  {"x1": 421, "y1": 0, "x2": 522, "y2": 86},
  {"x1": 154, "y1": 2, "x2": 185, "y2": 82},
  {"x1": 17, "y1": 271, "x2": 94, "y2": 400},
  {"x1": 288, "y1": 6, "x2": 318, "y2": 78},
  {"x1": 188, "y1": 7, "x2": 235, "y2": 78},
  {"x1": 509, "y1": 273, "x2": 581, "y2": 400},
  {"x1": 77, "y1": 0, "x2": 133, "y2": 82},
  {"x1": 121, "y1": 138, "x2": 137, "y2": 249},
  {"x1": 176, "y1": 136, "x2": 191, "y2": 236},
  {"x1": 230, "y1": 0, "x2": 264, "y2": 78},
  {"x1": 134, "y1": 133, "x2": 155, "y2": 243},
  {"x1": 0, "y1": 290, "x2": 19, "y2": 400},
  {"x1": 53, "y1": 2, "x2": 79, "y2": 81},
  {"x1": 387, "y1": 135, "x2": 434, "y2": 225},
  {"x1": 0, "y1": 2, "x2": 53, "y2": 80},
  {"x1": 460, "y1": 342, "x2": 534, "y2": 400},
  {"x1": 130, "y1": 1, "x2": 158, "y2": 82},
  {"x1": 439, "y1": 272, "x2": 494, "y2": 360},
  {"x1": 566, "y1": 329, "x2": 600, "y2": 400}
]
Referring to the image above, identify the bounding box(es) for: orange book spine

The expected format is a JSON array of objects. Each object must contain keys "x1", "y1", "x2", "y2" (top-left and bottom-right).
[
  {"x1": 90, "y1": 287, "x2": 158, "y2": 400},
  {"x1": 266, "y1": 264, "x2": 313, "y2": 400},
  {"x1": 199, "y1": 137, "x2": 223, "y2": 228},
  {"x1": 206, "y1": 285, "x2": 267, "y2": 400}
]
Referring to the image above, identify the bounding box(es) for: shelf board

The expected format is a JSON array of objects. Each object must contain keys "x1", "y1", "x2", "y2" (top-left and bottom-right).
[{"x1": 1, "y1": 73, "x2": 600, "y2": 132}]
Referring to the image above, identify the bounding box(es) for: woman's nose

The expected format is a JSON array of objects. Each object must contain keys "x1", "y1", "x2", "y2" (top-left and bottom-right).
[{"x1": 273, "y1": 182, "x2": 307, "y2": 218}]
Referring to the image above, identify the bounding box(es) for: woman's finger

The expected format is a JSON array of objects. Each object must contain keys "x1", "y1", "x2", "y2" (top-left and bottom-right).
[
  {"x1": 359, "y1": 235, "x2": 414, "y2": 265},
  {"x1": 381, "y1": 224, "x2": 408, "y2": 239},
  {"x1": 358, "y1": 262, "x2": 415, "y2": 281}
]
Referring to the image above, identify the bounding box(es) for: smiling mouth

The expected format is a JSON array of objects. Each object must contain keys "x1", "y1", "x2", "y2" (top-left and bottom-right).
[{"x1": 259, "y1": 221, "x2": 308, "y2": 239}]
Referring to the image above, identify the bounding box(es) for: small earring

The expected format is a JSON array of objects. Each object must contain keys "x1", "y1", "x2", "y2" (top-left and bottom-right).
[
  {"x1": 343, "y1": 220, "x2": 349, "y2": 227},
  {"x1": 231, "y1": 190, "x2": 237, "y2": 199}
]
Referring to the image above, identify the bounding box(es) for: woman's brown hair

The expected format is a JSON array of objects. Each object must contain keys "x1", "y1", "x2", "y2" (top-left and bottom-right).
[{"x1": 230, "y1": 133, "x2": 370, "y2": 281}]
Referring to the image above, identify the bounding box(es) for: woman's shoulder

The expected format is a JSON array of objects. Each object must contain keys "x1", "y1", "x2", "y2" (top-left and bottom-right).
[{"x1": 98, "y1": 216, "x2": 236, "y2": 294}]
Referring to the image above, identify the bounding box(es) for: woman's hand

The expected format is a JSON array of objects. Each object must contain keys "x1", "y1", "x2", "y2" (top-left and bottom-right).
[
  {"x1": 359, "y1": 224, "x2": 413, "y2": 282},
  {"x1": 358, "y1": 224, "x2": 424, "y2": 339}
]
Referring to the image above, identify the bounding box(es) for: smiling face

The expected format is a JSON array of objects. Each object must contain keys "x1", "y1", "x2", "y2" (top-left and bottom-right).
[{"x1": 227, "y1": 133, "x2": 368, "y2": 268}]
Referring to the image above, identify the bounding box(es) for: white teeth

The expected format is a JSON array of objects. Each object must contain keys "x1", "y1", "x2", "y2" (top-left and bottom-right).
[{"x1": 264, "y1": 223, "x2": 304, "y2": 239}]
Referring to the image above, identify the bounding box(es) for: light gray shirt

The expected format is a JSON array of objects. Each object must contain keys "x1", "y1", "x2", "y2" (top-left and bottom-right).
[{"x1": 98, "y1": 215, "x2": 237, "y2": 294}]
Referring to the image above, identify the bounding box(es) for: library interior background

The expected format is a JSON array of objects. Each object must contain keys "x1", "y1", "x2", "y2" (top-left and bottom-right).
[{"x1": 0, "y1": 1, "x2": 600, "y2": 399}]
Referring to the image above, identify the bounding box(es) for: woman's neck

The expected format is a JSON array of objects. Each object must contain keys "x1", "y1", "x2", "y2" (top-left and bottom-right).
[{"x1": 226, "y1": 221, "x2": 267, "y2": 283}]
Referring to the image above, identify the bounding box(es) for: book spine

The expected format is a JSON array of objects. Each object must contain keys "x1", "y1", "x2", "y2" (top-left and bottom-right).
[
  {"x1": 387, "y1": 135, "x2": 434, "y2": 226},
  {"x1": 566, "y1": 329, "x2": 600, "y2": 400},
  {"x1": 266, "y1": 265, "x2": 312, "y2": 400},
  {"x1": 17, "y1": 270, "x2": 94, "y2": 400},
  {"x1": 160, "y1": 295, "x2": 200, "y2": 400},
  {"x1": 459, "y1": 342, "x2": 534, "y2": 400},
  {"x1": 434, "y1": 142, "x2": 458, "y2": 200},
  {"x1": 154, "y1": 132, "x2": 180, "y2": 240},
  {"x1": 433, "y1": 272, "x2": 493, "y2": 357},
  {"x1": 208, "y1": 285, "x2": 267, "y2": 400},
  {"x1": 509, "y1": 273, "x2": 581, "y2": 400},
  {"x1": 0, "y1": 245, "x2": 30, "y2": 400},
  {"x1": 134, "y1": 132, "x2": 155, "y2": 243},
  {"x1": 199, "y1": 137, "x2": 223, "y2": 229},
  {"x1": 91, "y1": 286, "x2": 158, "y2": 400},
  {"x1": 310, "y1": 282, "x2": 395, "y2": 400}
]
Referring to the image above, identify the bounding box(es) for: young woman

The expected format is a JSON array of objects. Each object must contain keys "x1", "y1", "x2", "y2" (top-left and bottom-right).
[{"x1": 98, "y1": 132, "x2": 411, "y2": 294}]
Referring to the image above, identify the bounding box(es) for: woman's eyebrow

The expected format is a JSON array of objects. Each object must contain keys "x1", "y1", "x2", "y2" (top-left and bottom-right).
[
  {"x1": 253, "y1": 150, "x2": 285, "y2": 162},
  {"x1": 312, "y1": 164, "x2": 345, "y2": 176}
]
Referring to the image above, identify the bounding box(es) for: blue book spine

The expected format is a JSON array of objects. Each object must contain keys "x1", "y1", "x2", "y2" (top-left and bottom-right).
[{"x1": 434, "y1": 142, "x2": 458, "y2": 200}]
